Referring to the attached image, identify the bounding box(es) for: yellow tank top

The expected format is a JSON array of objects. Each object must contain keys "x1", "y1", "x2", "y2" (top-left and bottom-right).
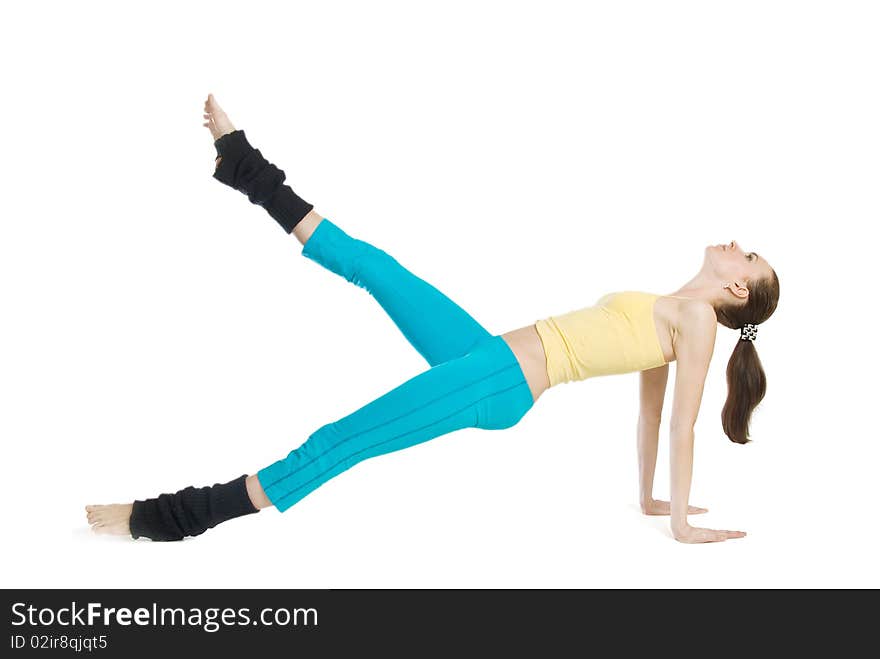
[{"x1": 534, "y1": 291, "x2": 668, "y2": 387}]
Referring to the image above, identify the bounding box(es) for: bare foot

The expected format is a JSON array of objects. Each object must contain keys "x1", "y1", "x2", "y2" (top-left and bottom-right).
[
  {"x1": 85, "y1": 503, "x2": 133, "y2": 537},
  {"x1": 203, "y1": 93, "x2": 236, "y2": 169}
]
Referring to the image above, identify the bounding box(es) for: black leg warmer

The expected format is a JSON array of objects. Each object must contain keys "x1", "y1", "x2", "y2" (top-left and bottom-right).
[
  {"x1": 129, "y1": 474, "x2": 260, "y2": 541},
  {"x1": 213, "y1": 129, "x2": 314, "y2": 233}
]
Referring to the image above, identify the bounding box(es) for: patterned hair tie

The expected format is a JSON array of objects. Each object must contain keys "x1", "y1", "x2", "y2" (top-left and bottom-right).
[{"x1": 740, "y1": 323, "x2": 758, "y2": 341}]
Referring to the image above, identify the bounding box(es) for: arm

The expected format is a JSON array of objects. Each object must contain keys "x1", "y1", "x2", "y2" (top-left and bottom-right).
[
  {"x1": 668, "y1": 302, "x2": 746, "y2": 543},
  {"x1": 638, "y1": 364, "x2": 708, "y2": 516},
  {"x1": 637, "y1": 364, "x2": 667, "y2": 510}
]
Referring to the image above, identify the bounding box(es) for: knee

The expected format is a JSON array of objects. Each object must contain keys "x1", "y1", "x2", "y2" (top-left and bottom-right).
[{"x1": 348, "y1": 240, "x2": 393, "y2": 282}]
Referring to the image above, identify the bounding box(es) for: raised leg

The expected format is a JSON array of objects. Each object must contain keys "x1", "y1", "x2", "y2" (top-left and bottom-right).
[
  {"x1": 296, "y1": 217, "x2": 493, "y2": 366},
  {"x1": 203, "y1": 95, "x2": 492, "y2": 366}
]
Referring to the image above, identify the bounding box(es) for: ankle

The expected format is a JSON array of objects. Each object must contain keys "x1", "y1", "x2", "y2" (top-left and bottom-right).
[{"x1": 246, "y1": 474, "x2": 273, "y2": 510}]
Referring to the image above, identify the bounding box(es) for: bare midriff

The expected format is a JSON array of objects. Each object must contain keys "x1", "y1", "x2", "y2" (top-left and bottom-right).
[{"x1": 501, "y1": 325, "x2": 551, "y2": 404}]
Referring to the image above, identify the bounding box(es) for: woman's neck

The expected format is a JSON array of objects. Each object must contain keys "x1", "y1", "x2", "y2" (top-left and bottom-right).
[{"x1": 666, "y1": 274, "x2": 721, "y2": 305}]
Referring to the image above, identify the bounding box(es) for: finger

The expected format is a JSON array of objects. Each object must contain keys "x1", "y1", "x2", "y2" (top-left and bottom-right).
[
  {"x1": 725, "y1": 531, "x2": 747, "y2": 538},
  {"x1": 695, "y1": 529, "x2": 725, "y2": 543}
]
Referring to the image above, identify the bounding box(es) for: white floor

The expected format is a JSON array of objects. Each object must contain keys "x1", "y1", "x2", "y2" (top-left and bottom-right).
[{"x1": 8, "y1": 373, "x2": 877, "y2": 589}]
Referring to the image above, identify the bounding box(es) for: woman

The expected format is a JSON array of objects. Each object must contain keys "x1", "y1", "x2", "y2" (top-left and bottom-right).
[{"x1": 85, "y1": 94, "x2": 780, "y2": 544}]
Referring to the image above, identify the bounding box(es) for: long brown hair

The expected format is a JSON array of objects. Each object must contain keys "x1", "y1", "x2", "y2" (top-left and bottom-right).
[{"x1": 715, "y1": 270, "x2": 780, "y2": 444}]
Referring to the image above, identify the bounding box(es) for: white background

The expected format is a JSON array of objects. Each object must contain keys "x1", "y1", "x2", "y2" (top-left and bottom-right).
[{"x1": 1, "y1": 0, "x2": 877, "y2": 588}]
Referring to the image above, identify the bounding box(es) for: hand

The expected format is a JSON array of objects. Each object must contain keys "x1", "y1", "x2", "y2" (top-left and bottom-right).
[
  {"x1": 642, "y1": 498, "x2": 707, "y2": 516},
  {"x1": 673, "y1": 524, "x2": 747, "y2": 544}
]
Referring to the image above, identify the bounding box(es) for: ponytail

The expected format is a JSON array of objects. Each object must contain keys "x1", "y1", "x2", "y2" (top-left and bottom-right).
[
  {"x1": 715, "y1": 269, "x2": 780, "y2": 444},
  {"x1": 721, "y1": 338, "x2": 766, "y2": 444}
]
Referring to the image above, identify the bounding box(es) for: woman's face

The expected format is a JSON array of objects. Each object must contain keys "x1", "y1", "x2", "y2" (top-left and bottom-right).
[{"x1": 705, "y1": 241, "x2": 774, "y2": 298}]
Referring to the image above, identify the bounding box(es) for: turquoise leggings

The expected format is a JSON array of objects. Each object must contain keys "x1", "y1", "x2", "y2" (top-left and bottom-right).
[{"x1": 257, "y1": 219, "x2": 535, "y2": 512}]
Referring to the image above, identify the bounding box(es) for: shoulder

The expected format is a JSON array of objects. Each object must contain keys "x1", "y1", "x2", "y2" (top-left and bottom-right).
[
  {"x1": 672, "y1": 299, "x2": 717, "y2": 360},
  {"x1": 657, "y1": 296, "x2": 717, "y2": 334},
  {"x1": 678, "y1": 298, "x2": 717, "y2": 329}
]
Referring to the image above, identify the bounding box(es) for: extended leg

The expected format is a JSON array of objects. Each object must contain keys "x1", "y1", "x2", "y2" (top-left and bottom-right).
[
  {"x1": 84, "y1": 335, "x2": 534, "y2": 539},
  {"x1": 258, "y1": 334, "x2": 533, "y2": 512}
]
